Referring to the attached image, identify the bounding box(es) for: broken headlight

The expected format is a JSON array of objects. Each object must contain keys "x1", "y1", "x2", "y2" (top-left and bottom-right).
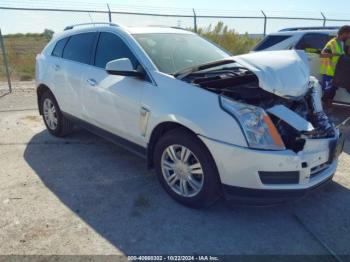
[{"x1": 220, "y1": 96, "x2": 285, "y2": 150}]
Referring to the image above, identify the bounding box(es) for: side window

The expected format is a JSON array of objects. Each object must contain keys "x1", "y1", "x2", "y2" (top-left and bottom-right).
[
  {"x1": 295, "y1": 33, "x2": 330, "y2": 52},
  {"x1": 52, "y1": 37, "x2": 69, "y2": 57},
  {"x1": 253, "y1": 35, "x2": 292, "y2": 51},
  {"x1": 94, "y1": 32, "x2": 138, "y2": 69},
  {"x1": 62, "y1": 33, "x2": 97, "y2": 64}
]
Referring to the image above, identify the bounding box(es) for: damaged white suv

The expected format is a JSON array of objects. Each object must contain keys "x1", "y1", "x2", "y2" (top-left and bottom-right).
[{"x1": 36, "y1": 23, "x2": 344, "y2": 207}]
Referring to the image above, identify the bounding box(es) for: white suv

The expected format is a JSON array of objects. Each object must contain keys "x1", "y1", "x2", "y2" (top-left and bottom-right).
[
  {"x1": 253, "y1": 26, "x2": 350, "y2": 105},
  {"x1": 36, "y1": 23, "x2": 344, "y2": 207}
]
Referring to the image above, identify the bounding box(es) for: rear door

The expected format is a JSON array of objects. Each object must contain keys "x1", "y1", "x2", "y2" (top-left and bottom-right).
[
  {"x1": 60, "y1": 32, "x2": 98, "y2": 118},
  {"x1": 48, "y1": 37, "x2": 69, "y2": 111}
]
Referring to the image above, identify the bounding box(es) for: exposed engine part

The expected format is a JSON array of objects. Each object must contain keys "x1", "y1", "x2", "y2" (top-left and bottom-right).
[
  {"x1": 308, "y1": 112, "x2": 335, "y2": 138},
  {"x1": 308, "y1": 77, "x2": 323, "y2": 113},
  {"x1": 182, "y1": 67, "x2": 335, "y2": 152},
  {"x1": 306, "y1": 78, "x2": 335, "y2": 138}
]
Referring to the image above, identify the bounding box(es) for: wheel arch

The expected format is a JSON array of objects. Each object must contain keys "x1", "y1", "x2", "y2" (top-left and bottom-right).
[
  {"x1": 147, "y1": 122, "x2": 193, "y2": 168},
  {"x1": 146, "y1": 121, "x2": 219, "y2": 177},
  {"x1": 37, "y1": 84, "x2": 53, "y2": 115}
]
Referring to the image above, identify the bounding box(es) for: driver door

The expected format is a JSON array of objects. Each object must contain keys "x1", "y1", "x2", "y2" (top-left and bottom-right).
[{"x1": 82, "y1": 32, "x2": 151, "y2": 146}]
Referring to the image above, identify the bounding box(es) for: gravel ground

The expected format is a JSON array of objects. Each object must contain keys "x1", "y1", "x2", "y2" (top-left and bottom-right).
[{"x1": 0, "y1": 84, "x2": 350, "y2": 258}]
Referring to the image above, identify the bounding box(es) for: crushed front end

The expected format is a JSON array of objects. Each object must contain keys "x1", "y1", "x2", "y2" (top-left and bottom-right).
[{"x1": 180, "y1": 51, "x2": 345, "y2": 203}]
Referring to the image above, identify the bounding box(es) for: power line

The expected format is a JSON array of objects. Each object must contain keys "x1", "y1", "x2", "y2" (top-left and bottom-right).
[{"x1": 1, "y1": 0, "x2": 350, "y2": 18}]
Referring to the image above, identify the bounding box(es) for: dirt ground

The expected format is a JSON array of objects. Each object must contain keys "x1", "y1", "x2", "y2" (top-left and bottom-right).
[{"x1": 0, "y1": 84, "x2": 350, "y2": 258}]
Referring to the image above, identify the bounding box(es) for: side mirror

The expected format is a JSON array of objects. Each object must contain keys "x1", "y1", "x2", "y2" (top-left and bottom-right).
[{"x1": 106, "y1": 58, "x2": 144, "y2": 78}]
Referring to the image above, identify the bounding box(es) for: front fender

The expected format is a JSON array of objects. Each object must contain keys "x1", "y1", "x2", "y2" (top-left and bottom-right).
[{"x1": 144, "y1": 73, "x2": 248, "y2": 147}]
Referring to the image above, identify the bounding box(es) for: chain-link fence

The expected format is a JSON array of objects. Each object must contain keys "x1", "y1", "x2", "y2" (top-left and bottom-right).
[{"x1": 1, "y1": 2, "x2": 350, "y2": 91}]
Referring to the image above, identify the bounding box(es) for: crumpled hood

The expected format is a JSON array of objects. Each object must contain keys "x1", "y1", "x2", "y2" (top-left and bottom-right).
[{"x1": 233, "y1": 50, "x2": 310, "y2": 99}]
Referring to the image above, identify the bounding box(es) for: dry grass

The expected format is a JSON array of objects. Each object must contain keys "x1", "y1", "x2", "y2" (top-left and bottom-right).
[{"x1": 0, "y1": 34, "x2": 49, "y2": 81}]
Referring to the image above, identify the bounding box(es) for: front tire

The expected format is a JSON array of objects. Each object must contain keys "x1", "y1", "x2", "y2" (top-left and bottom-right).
[
  {"x1": 154, "y1": 128, "x2": 222, "y2": 208},
  {"x1": 40, "y1": 91, "x2": 73, "y2": 137}
]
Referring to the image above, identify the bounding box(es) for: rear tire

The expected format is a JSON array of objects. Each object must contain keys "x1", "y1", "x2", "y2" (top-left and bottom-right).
[
  {"x1": 154, "y1": 128, "x2": 222, "y2": 208},
  {"x1": 40, "y1": 91, "x2": 73, "y2": 137}
]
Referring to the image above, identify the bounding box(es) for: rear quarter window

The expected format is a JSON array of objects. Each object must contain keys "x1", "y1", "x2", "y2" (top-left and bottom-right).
[
  {"x1": 51, "y1": 37, "x2": 69, "y2": 57},
  {"x1": 254, "y1": 35, "x2": 292, "y2": 51},
  {"x1": 62, "y1": 33, "x2": 97, "y2": 64}
]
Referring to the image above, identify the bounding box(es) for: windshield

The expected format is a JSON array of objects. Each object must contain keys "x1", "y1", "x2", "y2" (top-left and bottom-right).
[{"x1": 133, "y1": 33, "x2": 230, "y2": 74}]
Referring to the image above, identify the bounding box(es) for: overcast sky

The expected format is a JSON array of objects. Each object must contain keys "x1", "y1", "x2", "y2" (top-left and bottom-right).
[{"x1": 1, "y1": 0, "x2": 350, "y2": 34}]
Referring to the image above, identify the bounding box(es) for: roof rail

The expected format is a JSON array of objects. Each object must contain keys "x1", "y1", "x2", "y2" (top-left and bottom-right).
[
  {"x1": 142, "y1": 25, "x2": 191, "y2": 32},
  {"x1": 64, "y1": 22, "x2": 119, "y2": 31},
  {"x1": 279, "y1": 26, "x2": 340, "y2": 32},
  {"x1": 170, "y1": 26, "x2": 190, "y2": 31},
  {"x1": 147, "y1": 25, "x2": 185, "y2": 29}
]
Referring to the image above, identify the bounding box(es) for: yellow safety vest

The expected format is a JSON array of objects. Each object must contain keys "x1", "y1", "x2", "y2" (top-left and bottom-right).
[{"x1": 320, "y1": 38, "x2": 344, "y2": 76}]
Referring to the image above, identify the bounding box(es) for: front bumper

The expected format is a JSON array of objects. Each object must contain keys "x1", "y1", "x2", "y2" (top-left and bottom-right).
[
  {"x1": 222, "y1": 175, "x2": 334, "y2": 204},
  {"x1": 199, "y1": 134, "x2": 343, "y2": 203}
]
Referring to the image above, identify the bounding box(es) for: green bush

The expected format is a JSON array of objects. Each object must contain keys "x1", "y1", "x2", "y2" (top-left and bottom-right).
[
  {"x1": 196, "y1": 22, "x2": 261, "y2": 55},
  {"x1": 1, "y1": 30, "x2": 51, "y2": 81}
]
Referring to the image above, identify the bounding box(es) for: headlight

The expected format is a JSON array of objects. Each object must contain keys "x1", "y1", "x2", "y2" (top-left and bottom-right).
[{"x1": 220, "y1": 96, "x2": 285, "y2": 150}]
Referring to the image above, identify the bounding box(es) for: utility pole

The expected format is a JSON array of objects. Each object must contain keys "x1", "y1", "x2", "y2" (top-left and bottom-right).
[
  {"x1": 0, "y1": 29, "x2": 11, "y2": 93},
  {"x1": 107, "y1": 3, "x2": 112, "y2": 22},
  {"x1": 193, "y1": 9, "x2": 197, "y2": 33},
  {"x1": 321, "y1": 12, "x2": 327, "y2": 27},
  {"x1": 261, "y1": 10, "x2": 267, "y2": 36}
]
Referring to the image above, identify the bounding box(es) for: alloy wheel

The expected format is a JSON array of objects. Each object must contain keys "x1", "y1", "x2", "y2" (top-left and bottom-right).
[
  {"x1": 43, "y1": 98, "x2": 58, "y2": 130},
  {"x1": 161, "y1": 145, "x2": 204, "y2": 197}
]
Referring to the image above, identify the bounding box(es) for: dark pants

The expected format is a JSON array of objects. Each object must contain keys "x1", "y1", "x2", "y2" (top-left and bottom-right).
[{"x1": 322, "y1": 75, "x2": 337, "y2": 100}]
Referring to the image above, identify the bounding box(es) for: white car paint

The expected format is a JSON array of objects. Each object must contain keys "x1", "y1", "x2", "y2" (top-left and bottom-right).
[
  {"x1": 253, "y1": 29, "x2": 350, "y2": 105},
  {"x1": 36, "y1": 25, "x2": 340, "y2": 197},
  {"x1": 267, "y1": 105, "x2": 314, "y2": 132},
  {"x1": 201, "y1": 135, "x2": 337, "y2": 189},
  {"x1": 235, "y1": 50, "x2": 310, "y2": 98}
]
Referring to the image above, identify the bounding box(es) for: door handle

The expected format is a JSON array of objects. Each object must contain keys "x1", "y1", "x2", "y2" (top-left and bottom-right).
[
  {"x1": 54, "y1": 64, "x2": 60, "y2": 71},
  {"x1": 87, "y1": 79, "x2": 97, "y2": 87}
]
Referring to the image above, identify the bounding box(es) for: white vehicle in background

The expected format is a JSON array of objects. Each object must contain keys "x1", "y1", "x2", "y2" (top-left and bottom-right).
[
  {"x1": 253, "y1": 26, "x2": 350, "y2": 105},
  {"x1": 36, "y1": 23, "x2": 344, "y2": 208}
]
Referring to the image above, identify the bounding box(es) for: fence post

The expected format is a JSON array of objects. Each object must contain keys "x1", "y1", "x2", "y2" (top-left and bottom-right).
[
  {"x1": 0, "y1": 29, "x2": 12, "y2": 93},
  {"x1": 261, "y1": 10, "x2": 267, "y2": 36},
  {"x1": 107, "y1": 3, "x2": 112, "y2": 22},
  {"x1": 321, "y1": 12, "x2": 326, "y2": 27},
  {"x1": 193, "y1": 8, "x2": 197, "y2": 33}
]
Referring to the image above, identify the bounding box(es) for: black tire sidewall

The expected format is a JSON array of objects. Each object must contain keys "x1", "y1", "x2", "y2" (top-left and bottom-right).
[{"x1": 154, "y1": 129, "x2": 222, "y2": 208}]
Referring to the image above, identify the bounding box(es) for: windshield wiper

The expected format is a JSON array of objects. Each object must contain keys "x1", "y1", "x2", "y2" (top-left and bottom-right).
[{"x1": 173, "y1": 59, "x2": 236, "y2": 79}]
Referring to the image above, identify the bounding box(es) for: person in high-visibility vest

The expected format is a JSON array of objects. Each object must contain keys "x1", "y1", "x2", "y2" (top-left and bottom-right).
[{"x1": 320, "y1": 25, "x2": 350, "y2": 108}]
